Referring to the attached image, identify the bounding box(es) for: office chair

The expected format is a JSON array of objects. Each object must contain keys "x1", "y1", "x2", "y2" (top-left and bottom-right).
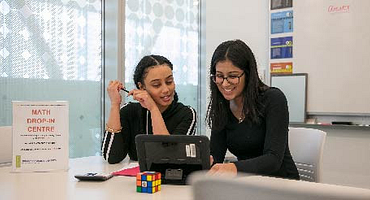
[
  {"x1": 190, "y1": 173, "x2": 370, "y2": 200},
  {"x1": 0, "y1": 126, "x2": 12, "y2": 165},
  {"x1": 288, "y1": 127, "x2": 326, "y2": 182}
]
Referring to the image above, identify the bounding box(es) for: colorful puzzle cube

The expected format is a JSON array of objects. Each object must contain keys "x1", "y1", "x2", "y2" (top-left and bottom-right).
[{"x1": 136, "y1": 171, "x2": 161, "y2": 193}]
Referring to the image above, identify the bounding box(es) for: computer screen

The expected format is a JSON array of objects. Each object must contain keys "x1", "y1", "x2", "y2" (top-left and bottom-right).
[{"x1": 135, "y1": 135, "x2": 210, "y2": 185}]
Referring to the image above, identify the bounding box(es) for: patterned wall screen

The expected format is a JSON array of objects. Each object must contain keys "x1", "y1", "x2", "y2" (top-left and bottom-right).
[
  {"x1": 0, "y1": 0, "x2": 102, "y2": 158},
  {"x1": 124, "y1": 0, "x2": 200, "y2": 111}
]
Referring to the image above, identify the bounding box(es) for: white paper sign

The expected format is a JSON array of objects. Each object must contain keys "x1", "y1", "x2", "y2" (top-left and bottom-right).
[{"x1": 12, "y1": 101, "x2": 69, "y2": 172}]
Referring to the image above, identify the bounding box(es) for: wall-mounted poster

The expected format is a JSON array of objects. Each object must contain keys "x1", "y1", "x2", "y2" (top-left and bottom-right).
[
  {"x1": 270, "y1": 62, "x2": 293, "y2": 74},
  {"x1": 271, "y1": 36, "x2": 293, "y2": 59},
  {"x1": 271, "y1": 0, "x2": 293, "y2": 10},
  {"x1": 12, "y1": 101, "x2": 69, "y2": 172},
  {"x1": 271, "y1": 11, "x2": 293, "y2": 34}
]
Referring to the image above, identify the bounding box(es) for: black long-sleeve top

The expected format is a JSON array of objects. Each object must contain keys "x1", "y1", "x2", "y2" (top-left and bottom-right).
[
  {"x1": 210, "y1": 87, "x2": 299, "y2": 180},
  {"x1": 102, "y1": 100, "x2": 197, "y2": 164}
]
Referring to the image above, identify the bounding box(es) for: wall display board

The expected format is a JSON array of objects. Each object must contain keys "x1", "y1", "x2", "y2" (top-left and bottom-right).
[
  {"x1": 12, "y1": 101, "x2": 69, "y2": 172},
  {"x1": 292, "y1": 1, "x2": 370, "y2": 114},
  {"x1": 271, "y1": 0, "x2": 292, "y2": 10},
  {"x1": 270, "y1": 62, "x2": 293, "y2": 74},
  {"x1": 271, "y1": 10, "x2": 293, "y2": 34},
  {"x1": 270, "y1": 36, "x2": 293, "y2": 59},
  {"x1": 271, "y1": 74, "x2": 307, "y2": 123}
]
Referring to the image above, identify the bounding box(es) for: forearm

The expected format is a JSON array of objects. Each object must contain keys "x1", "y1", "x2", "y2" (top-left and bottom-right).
[
  {"x1": 106, "y1": 104, "x2": 122, "y2": 131},
  {"x1": 150, "y1": 107, "x2": 169, "y2": 135},
  {"x1": 233, "y1": 153, "x2": 281, "y2": 174}
]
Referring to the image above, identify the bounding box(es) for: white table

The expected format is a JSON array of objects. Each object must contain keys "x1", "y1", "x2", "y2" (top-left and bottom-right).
[{"x1": 0, "y1": 156, "x2": 192, "y2": 200}]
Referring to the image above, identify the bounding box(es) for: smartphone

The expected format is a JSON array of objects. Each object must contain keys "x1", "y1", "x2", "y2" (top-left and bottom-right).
[{"x1": 74, "y1": 172, "x2": 113, "y2": 181}]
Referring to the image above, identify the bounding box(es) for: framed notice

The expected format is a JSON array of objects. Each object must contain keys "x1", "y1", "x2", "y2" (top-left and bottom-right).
[
  {"x1": 12, "y1": 101, "x2": 69, "y2": 172},
  {"x1": 271, "y1": 0, "x2": 292, "y2": 10},
  {"x1": 271, "y1": 11, "x2": 293, "y2": 34},
  {"x1": 271, "y1": 36, "x2": 293, "y2": 59},
  {"x1": 271, "y1": 74, "x2": 307, "y2": 123},
  {"x1": 270, "y1": 62, "x2": 293, "y2": 74}
]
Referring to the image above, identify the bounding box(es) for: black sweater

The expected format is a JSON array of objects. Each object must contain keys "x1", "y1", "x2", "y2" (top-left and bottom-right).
[
  {"x1": 102, "y1": 100, "x2": 196, "y2": 163},
  {"x1": 210, "y1": 88, "x2": 299, "y2": 180}
]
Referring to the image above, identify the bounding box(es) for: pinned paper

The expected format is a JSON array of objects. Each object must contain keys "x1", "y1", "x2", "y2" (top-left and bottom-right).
[{"x1": 12, "y1": 101, "x2": 69, "y2": 172}]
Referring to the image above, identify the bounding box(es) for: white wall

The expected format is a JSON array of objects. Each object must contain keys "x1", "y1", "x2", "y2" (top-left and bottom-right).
[
  {"x1": 205, "y1": 1, "x2": 269, "y2": 76},
  {"x1": 203, "y1": 0, "x2": 269, "y2": 136}
]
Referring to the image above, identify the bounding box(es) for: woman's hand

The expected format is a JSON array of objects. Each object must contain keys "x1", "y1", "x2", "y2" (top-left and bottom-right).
[
  {"x1": 128, "y1": 89, "x2": 157, "y2": 111},
  {"x1": 208, "y1": 163, "x2": 237, "y2": 176},
  {"x1": 107, "y1": 80, "x2": 123, "y2": 106}
]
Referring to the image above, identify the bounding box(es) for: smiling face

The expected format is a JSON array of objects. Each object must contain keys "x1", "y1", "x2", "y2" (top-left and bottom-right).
[
  {"x1": 214, "y1": 60, "x2": 245, "y2": 101},
  {"x1": 141, "y1": 64, "x2": 175, "y2": 111}
]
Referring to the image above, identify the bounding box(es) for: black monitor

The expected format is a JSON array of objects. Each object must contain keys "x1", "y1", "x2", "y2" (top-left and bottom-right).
[{"x1": 135, "y1": 135, "x2": 210, "y2": 185}]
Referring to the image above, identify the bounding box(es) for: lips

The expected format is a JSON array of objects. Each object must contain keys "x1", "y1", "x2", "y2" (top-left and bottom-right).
[
  {"x1": 222, "y1": 87, "x2": 236, "y2": 95},
  {"x1": 161, "y1": 94, "x2": 172, "y2": 103}
]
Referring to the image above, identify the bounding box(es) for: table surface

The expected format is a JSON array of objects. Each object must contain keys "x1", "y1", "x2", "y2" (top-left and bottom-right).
[{"x1": 0, "y1": 156, "x2": 192, "y2": 200}]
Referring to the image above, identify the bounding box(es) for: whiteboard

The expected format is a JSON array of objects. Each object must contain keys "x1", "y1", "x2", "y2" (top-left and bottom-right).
[
  {"x1": 293, "y1": 0, "x2": 370, "y2": 114},
  {"x1": 271, "y1": 74, "x2": 307, "y2": 123}
]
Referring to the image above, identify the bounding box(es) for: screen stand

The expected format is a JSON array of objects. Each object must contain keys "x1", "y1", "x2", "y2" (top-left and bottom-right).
[{"x1": 165, "y1": 169, "x2": 183, "y2": 181}]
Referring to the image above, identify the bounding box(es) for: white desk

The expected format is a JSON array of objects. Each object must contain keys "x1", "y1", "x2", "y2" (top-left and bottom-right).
[{"x1": 0, "y1": 156, "x2": 192, "y2": 200}]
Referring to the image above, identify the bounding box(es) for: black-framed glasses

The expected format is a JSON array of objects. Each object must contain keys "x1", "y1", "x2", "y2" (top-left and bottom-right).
[{"x1": 211, "y1": 72, "x2": 245, "y2": 85}]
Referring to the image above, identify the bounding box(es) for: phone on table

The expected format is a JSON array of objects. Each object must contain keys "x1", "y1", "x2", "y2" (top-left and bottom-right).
[{"x1": 74, "y1": 172, "x2": 113, "y2": 181}]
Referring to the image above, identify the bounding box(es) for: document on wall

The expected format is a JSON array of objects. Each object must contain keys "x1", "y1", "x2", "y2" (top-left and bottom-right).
[
  {"x1": 12, "y1": 101, "x2": 69, "y2": 172},
  {"x1": 271, "y1": 36, "x2": 293, "y2": 59},
  {"x1": 271, "y1": 10, "x2": 293, "y2": 34}
]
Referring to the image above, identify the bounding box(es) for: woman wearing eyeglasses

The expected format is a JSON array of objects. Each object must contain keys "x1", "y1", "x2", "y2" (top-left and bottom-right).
[{"x1": 206, "y1": 39, "x2": 299, "y2": 180}]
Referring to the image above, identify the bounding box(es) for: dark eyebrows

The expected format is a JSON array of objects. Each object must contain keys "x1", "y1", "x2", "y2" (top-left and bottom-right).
[
  {"x1": 149, "y1": 74, "x2": 173, "y2": 83},
  {"x1": 215, "y1": 70, "x2": 243, "y2": 74}
]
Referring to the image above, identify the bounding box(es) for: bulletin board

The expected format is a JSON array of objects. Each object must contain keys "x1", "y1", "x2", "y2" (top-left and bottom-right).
[
  {"x1": 292, "y1": 0, "x2": 370, "y2": 114},
  {"x1": 271, "y1": 74, "x2": 307, "y2": 123}
]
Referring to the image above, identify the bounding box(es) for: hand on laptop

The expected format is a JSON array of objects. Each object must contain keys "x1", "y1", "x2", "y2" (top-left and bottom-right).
[{"x1": 208, "y1": 163, "x2": 237, "y2": 176}]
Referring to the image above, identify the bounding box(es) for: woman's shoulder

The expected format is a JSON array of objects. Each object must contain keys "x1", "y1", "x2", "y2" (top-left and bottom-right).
[
  {"x1": 262, "y1": 87, "x2": 286, "y2": 100},
  {"x1": 119, "y1": 102, "x2": 142, "y2": 113},
  {"x1": 168, "y1": 102, "x2": 197, "y2": 118}
]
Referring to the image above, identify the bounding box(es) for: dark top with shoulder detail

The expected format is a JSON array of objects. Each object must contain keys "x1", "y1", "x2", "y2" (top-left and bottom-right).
[
  {"x1": 210, "y1": 87, "x2": 299, "y2": 180},
  {"x1": 102, "y1": 99, "x2": 197, "y2": 163}
]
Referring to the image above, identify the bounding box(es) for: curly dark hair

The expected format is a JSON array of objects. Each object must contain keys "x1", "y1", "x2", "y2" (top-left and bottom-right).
[
  {"x1": 206, "y1": 39, "x2": 268, "y2": 130},
  {"x1": 133, "y1": 55, "x2": 178, "y2": 101}
]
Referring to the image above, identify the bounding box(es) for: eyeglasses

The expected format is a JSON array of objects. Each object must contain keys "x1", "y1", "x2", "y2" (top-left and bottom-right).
[{"x1": 211, "y1": 72, "x2": 245, "y2": 85}]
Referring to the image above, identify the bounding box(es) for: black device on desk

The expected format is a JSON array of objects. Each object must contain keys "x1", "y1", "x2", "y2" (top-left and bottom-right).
[
  {"x1": 74, "y1": 172, "x2": 113, "y2": 181},
  {"x1": 135, "y1": 135, "x2": 210, "y2": 185}
]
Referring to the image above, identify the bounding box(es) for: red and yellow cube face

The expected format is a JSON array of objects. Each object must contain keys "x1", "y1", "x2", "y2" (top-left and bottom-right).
[{"x1": 136, "y1": 172, "x2": 161, "y2": 193}]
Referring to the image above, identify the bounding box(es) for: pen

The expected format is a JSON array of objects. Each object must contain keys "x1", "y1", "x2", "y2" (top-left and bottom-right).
[{"x1": 121, "y1": 87, "x2": 129, "y2": 93}]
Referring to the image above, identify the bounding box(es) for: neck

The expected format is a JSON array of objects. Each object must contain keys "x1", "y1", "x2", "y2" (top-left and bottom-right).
[{"x1": 230, "y1": 95, "x2": 244, "y2": 110}]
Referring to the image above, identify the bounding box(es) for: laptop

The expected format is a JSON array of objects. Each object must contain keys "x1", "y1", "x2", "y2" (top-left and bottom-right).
[
  {"x1": 0, "y1": 126, "x2": 12, "y2": 165},
  {"x1": 135, "y1": 135, "x2": 210, "y2": 185}
]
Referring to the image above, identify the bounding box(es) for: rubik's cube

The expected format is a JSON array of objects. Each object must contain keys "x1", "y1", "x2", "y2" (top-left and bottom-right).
[{"x1": 136, "y1": 171, "x2": 161, "y2": 193}]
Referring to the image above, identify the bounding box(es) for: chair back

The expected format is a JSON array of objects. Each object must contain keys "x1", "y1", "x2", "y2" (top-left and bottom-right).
[
  {"x1": 190, "y1": 173, "x2": 370, "y2": 200},
  {"x1": 288, "y1": 127, "x2": 326, "y2": 182},
  {"x1": 0, "y1": 126, "x2": 12, "y2": 164}
]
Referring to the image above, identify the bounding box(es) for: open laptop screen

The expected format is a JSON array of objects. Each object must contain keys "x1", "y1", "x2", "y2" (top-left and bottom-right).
[{"x1": 135, "y1": 135, "x2": 210, "y2": 185}]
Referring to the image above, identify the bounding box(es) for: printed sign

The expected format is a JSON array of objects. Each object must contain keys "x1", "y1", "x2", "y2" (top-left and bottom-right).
[
  {"x1": 270, "y1": 62, "x2": 293, "y2": 74},
  {"x1": 271, "y1": 11, "x2": 293, "y2": 34},
  {"x1": 12, "y1": 101, "x2": 69, "y2": 172},
  {"x1": 271, "y1": 36, "x2": 293, "y2": 59},
  {"x1": 271, "y1": 0, "x2": 292, "y2": 10}
]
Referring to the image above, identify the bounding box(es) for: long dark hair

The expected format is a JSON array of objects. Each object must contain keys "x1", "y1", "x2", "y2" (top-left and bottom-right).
[
  {"x1": 206, "y1": 39, "x2": 268, "y2": 130},
  {"x1": 133, "y1": 55, "x2": 178, "y2": 102}
]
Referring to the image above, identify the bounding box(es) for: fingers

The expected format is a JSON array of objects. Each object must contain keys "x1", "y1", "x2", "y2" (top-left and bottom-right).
[
  {"x1": 207, "y1": 164, "x2": 220, "y2": 175},
  {"x1": 107, "y1": 80, "x2": 123, "y2": 105},
  {"x1": 108, "y1": 80, "x2": 123, "y2": 91},
  {"x1": 129, "y1": 90, "x2": 156, "y2": 111}
]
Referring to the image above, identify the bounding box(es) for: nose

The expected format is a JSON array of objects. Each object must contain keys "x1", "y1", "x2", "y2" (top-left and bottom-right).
[
  {"x1": 221, "y1": 78, "x2": 231, "y2": 87},
  {"x1": 162, "y1": 85, "x2": 170, "y2": 94}
]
